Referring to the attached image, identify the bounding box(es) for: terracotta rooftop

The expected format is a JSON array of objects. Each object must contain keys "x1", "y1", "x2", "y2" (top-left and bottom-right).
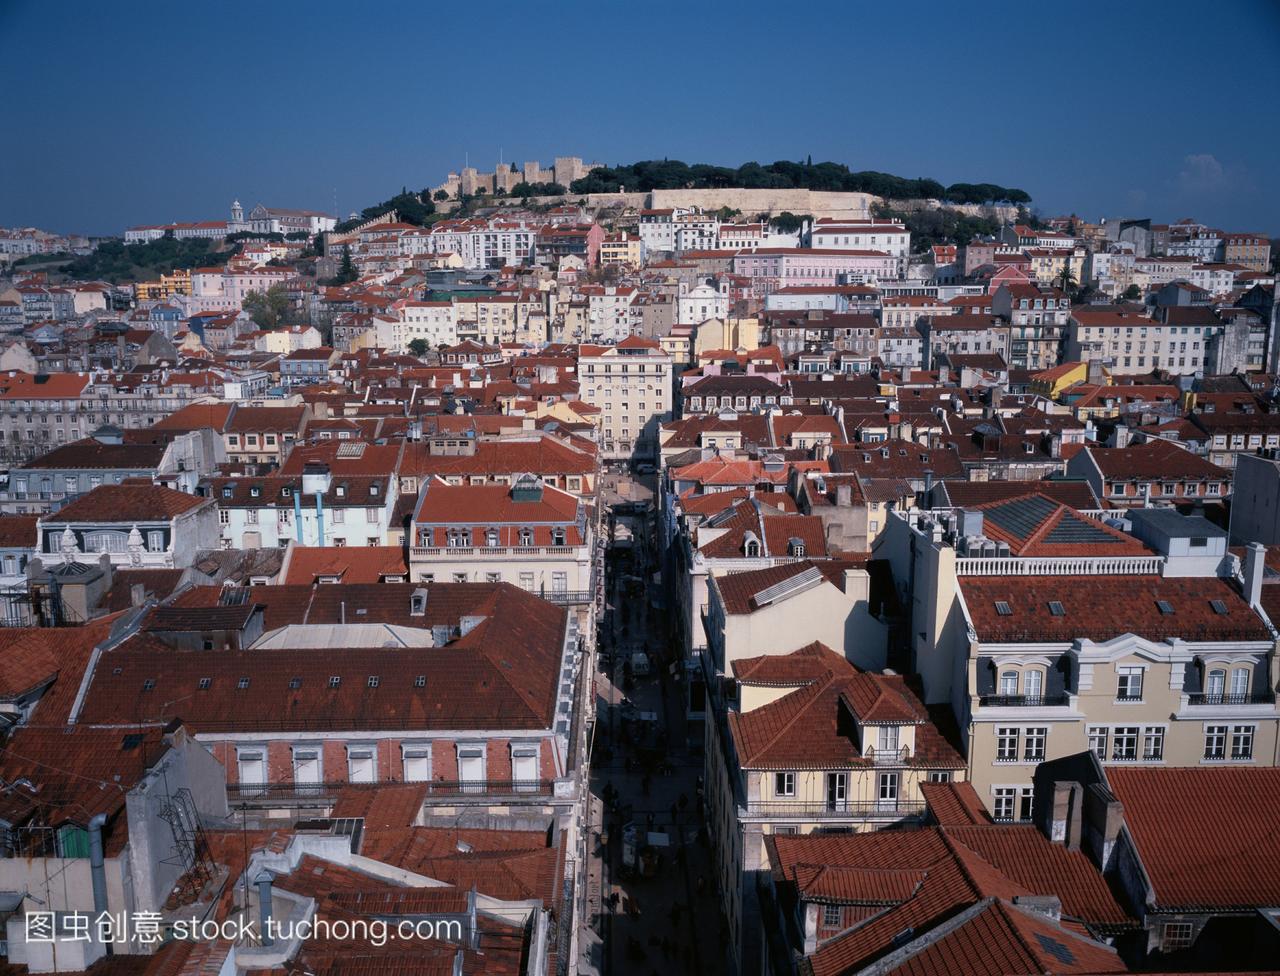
[
  {"x1": 43, "y1": 483, "x2": 210, "y2": 523},
  {"x1": 959, "y1": 574, "x2": 1269, "y2": 643},
  {"x1": 1107, "y1": 766, "x2": 1280, "y2": 911}
]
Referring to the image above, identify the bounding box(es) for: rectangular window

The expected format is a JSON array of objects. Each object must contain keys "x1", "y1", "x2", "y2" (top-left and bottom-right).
[
  {"x1": 1023, "y1": 727, "x2": 1047, "y2": 762},
  {"x1": 1204, "y1": 725, "x2": 1227, "y2": 760},
  {"x1": 236, "y1": 748, "x2": 266, "y2": 796},
  {"x1": 877, "y1": 772, "x2": 899, "y2": 807},
  {"x1": 1163, "y1": 922, "x2": 1194, "y2": 951},
  {"x1": 877, "y1": 726, "x2": 899, "y2": 754},
  {"x1": 402, "y1": 745, "x2": 431, "y2": 782},
  {"x1": 993, "y1": 787, "x2": 1016, "y2": 821},
  {"x1": 292, "y1": 747, "x2": 321, "y2": 790},
  {"x1": 822, "y1": 904, "x2": 843, "y2": 927},
  {"x1": 775, "y1": 772, "x2": 795, "y2": 797},
  {"x1": 1117, "y1": 666, "x2": 1144, "y2": 701},
  {"x1": 1112, "y1": 727, "x2": 1139, "y2": 761},
  {"x1": 996, "y1": 727, "x2": 1019, "y2": 762},
  {"x1": 927, "y1": 771, "x2": 952, "y2": 783},
  {"x1": 1231, "y1": 725, "x2": 1254, "y2": 760},
  {"x1": 1088, "y1": 727, "x2": 1108, "y2": 760},
  {"x1": 347, "y1": 746, "x2": 377, "y2": 783},
  {"x1": 1018, "y1": 788, "x2": 1034, "y2": 823},
  {"x1": 512, "y1": 745, "x2": 539, "y2": 792},
  {"x1": 1142, "y1": 727, "x2": 1164, "y2": 761},
  {"x1": 458, "y1": 745, "x2": 486, "y2": 793}
]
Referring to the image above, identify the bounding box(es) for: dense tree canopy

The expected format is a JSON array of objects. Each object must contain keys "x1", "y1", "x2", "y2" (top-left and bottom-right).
[
  {"x1": 59, "y1": 236, "x2": 231, "y2": 283},
  {"x1": 510, "y1": 181, "x2": 567, "y2": 198},
  {"x1": 569, "y1": 159, "x2": 1030, "y2": 204},
  {"x1": 335, "y1": 189, "x2": 437, "y2": 232},
  {"x1": 242, "y1": 284, "x2": 292, "y2": 329},
  {"x1": 871, "y1": 203, "x2": 1000, "y2": 250}
]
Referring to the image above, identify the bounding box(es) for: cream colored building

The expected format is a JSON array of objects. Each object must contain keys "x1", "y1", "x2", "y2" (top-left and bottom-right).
[
  {"x1": 599, "y1": 232, "x2": 644, "y2": 267},
  {"x1": 704, "y1": 642, "x2": 965, "y2": 973},
  {"x1": 576, "y1": 337, "x2": 674, "y2": 461},
  {"x1": 691, "y1": 317, "x2": 760, "y2": 357},
  {"x1": 876, "y1": 506, "x2": 1280, "y2": 821}
]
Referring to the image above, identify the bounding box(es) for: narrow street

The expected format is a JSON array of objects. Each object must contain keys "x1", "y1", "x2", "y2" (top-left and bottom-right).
[{"x1": 579, "y1": 471, "x2": 727, "y2": 976}]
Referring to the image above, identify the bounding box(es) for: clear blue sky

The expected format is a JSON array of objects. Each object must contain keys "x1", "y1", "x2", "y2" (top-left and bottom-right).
[{"x1": 3, "y1": 0, "x2": 1279, "y2": 237}]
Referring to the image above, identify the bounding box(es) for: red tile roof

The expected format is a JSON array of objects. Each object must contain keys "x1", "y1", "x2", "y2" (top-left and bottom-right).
[
  {"x1": 1084, "y1": 438, "x2": 1229, "y2": 481},
  {"x1": 44, "y1": 483, "x2": 210, "y2": 522},
  {"x1": 1107, "y1": 766, "x2": 1280, "y2": 910},
  {"x1": 959, "y1": 574, "x2": 1269, "y2": 643},
  {"x1": 729, "y1": 662, "x2": 963, "y2": 771},
  {"x1": 76, "y1": 583, "x2": 567, "y2": 733},
  {"x1": 282, "y1": 545, "x2": 408, "y2": 584}
]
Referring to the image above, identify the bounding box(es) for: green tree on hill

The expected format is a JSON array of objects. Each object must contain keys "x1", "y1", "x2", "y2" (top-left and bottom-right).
[{"x1": 242, "y1": 284, "x2": 292, "y2": 329}]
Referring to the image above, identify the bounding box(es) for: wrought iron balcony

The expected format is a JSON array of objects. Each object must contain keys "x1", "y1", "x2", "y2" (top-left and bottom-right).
[
  {"x1": 744, "y1": 799, "x2": 925, "y2": 820},
  {"x1": 1187, "y1": 692, "x2": 1276, "y2": 707},
  {"x1": 227, "y1": 779, "x2": 555, "y2": 806},
  {"x1": 978, "y1": 694, "x2": 1071, "y2": 708}
]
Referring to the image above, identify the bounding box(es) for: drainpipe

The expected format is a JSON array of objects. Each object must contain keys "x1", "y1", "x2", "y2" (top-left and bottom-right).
[
  {"x1": 315, "y1": 492, "x2": 325, "y2": 547},
  {"x1": 255, "y1": 871, "x2": 274, "y2": 947},
  {"x1": 88, "y1": 813, "x2": 110, "y2": 953},
  {"x1": 293, "y1": 490, "x2": 303, "y2": 543}
]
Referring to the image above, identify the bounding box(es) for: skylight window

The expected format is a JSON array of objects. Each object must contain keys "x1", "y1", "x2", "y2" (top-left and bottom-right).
[
  {"x1": 414, "y1": 675, "x2": 426, "y2": 688},
  {"x1": 995, "y1": 601, "x2": 1013, "y2": 617},
  {"x1": 1210, "y1": 599, "x2": 1229, "y2": 615},
  {"x1": 237, "y1": 677, "x2": 250, "y2": 689},
  {"x1": 367, "y1": 675, "x2": 380, "y2": 688},
  {"x1": 328, "y1": 676, "x2": 341, "y2": 688},
  {"x1": 1047, "y1": 601, "x2": 1065, "y2": 617},
  {"x1": 1156, "y1": 600, "x2": 1175, "y2": 615},
  {"x1": 289, "y1": 677, "x2": 302, "y2": 689},
  {"x1": 142, "y1": 679, "x2": 155, "y2": 691},
  {"x1": 198, "y1": 677, "x2": 211, "y2": 690}
]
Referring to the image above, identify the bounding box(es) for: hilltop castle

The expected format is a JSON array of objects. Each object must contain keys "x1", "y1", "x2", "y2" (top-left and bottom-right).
[{"x1": 431, "y1": 156, "x2": 602, "y2": 200}]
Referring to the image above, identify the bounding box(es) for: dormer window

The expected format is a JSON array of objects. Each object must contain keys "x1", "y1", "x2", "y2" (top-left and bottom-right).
[
  {"x1": 250, "y1": 486, "x2": 260, "y2": 497},
  {"x1": 370, "y1": 483, "x2": 380, "y2": 496},
  {"x1": 486, "y1": 528, "x2": 500, "y2": 547},
  {"x1": 222, "y1": 487, "x2": 233, "y2": 498},
  {"x1": 335, "y1": 484, "x2": 346, "y2": 497},
  {"x1": 519, "y1": 527, "x2": 533, "y2": 546},
  {"x1": 788, "y1": 538, "x2": 805, "y2": 558},
  {"x1": 552, "y1": 528, "x2": 566, "y2": 546}
]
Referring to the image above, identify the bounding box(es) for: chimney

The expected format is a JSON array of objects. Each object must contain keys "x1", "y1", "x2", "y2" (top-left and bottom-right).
[
  {"x1": 130, "y1": 583, "x2": 146, "y2": 608},
  {"x1": 1245, "y1": 542, "x2": 1266, "y2": 608},
  {"x1": 1041, "y1": 780, "x2": 1083, "y2": 851},
  {"x1": 88, "y1": 813, "x2": 110, "y2": 918},
  {"x1": 255, "y1": 871, "x2": 275, "y2": 947}
]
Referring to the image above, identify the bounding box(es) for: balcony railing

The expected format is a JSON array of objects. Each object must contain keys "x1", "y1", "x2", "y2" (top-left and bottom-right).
[
  {"x1": 541, "y1": 590, "x2": 593, "y2": 606},
  {"x1": 1187, "y1": 692, "x2": 1276, "y2": 707},
  {"x1": 956, "y1": 555, "x2": 1165, "y2": 576},
  {"x1": 744, "y1": 799, "x2": 925, "y2": 820},
  {"x1": 228, "y1": 779, "x2": 556, "y2": 805},
  {"x1": 978, "y1": 694, "x2": 1071, "y2": 708},
  {"x1": 410, "y1": 545, "x2": 580, "y2": 559}
]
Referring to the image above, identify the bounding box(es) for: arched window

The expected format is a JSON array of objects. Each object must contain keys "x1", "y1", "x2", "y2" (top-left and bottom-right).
[
  {"x1": 1230, "y1": 666, "x2": 1251, "y2": 697},
  {"x1": 1023, "y1": 669, "x2": 1043, "y2": 699},
  {"x1": 745, "y1": 539, "x2": 760, "y2": 558},
  {"x1": 486, "y1": 528, "x2": 499, "y2": 548},
  {"x1": 519, "y1": 527, "x2": 533, "y2": 546},
  {"x1": 999, "y1": 670, "x2": 1019, "y2": 696},
  {"x1": 1206, "y1": 668, "x2": 1226, "y2": 698}
]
